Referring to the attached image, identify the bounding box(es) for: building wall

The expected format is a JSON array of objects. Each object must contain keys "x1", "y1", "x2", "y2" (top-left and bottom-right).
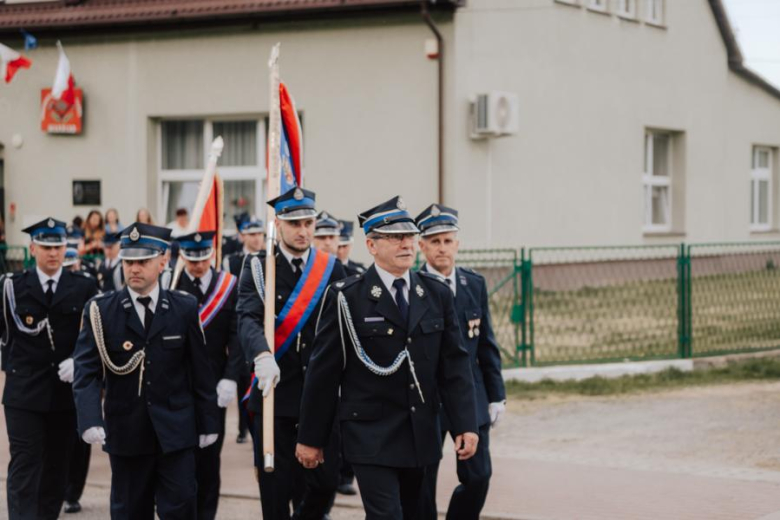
[{"x1": 446, "y1": 0, "x2": 780, "y2": 248}]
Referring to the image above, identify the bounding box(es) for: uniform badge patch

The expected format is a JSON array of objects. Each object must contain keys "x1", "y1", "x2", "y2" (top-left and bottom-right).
[
  {"x1": 371, "y1": 285, "x2": 382, "y2": 298},
  {"x1": 25, "y1": 315, "x2": 33, "y2": 325},
  {"x1": 416, "y1": 285, "x2": 424, "y2": 298},
  {"x1": 387, "y1": 328, "x2": 394, "y2": 335},
  {"x1": 122, "y1": 341, "x2": 133, "y2": 351}
]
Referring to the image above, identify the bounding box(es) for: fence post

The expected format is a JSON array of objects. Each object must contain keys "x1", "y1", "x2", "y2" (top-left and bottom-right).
[
  {"x1": 526, "y1": 249, "x2": 535, "y2": 366},
  {"x1": 677, "y1": 243, "x2": 691, "y2": 358},
  {"x1": 513, "y1": 248, "x2": 528, "y2": 367}
]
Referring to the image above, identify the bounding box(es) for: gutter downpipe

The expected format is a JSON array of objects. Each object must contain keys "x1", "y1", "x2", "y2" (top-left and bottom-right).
[{"x1": 421, "y1": 0, "x2": 445, "y2": 205}]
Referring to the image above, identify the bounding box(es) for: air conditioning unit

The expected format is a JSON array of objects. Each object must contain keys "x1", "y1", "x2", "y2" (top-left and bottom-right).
[{"x1": 470, "y1": 91, "x2": 519, "y2": 139}]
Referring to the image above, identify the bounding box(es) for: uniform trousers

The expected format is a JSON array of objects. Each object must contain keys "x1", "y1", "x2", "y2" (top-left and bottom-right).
[
  {"x1": 108, "y1": 447, "x2": 197, "y2": 520},
  {"x1": 195, "y1": 408, "x2": 226, "y2": 520},
  {"x1": 236, "y1": 371, "x2": 251, "y2": 437},
  {"x1": 4, "y1": 406, "x2": 76, "y2": 520},
  {"x1": 351, "y1": 464, "x2": 426, "y2": 520},
  {"x1": 252, "y1": 414, "x2": 339, "y2": 520},
  {"x1": 64, "y1": 436, "x2": 92, "y2": 503},
  {"x1": 419, "y1": 423, "x2": 492, "y2": 520}
]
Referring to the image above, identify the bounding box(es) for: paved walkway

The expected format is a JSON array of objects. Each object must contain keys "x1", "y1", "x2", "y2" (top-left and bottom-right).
[{"x1": 0, "y1": 378, "x2": 779, "y2": 519}]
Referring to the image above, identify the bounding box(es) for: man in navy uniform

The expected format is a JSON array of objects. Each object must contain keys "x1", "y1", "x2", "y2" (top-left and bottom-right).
[
  {"x1": 237, "y1": 187, "x2": 345, "y2": 520},
  {"x1": 415, "y1": 204, "x2": 506, "y2": 520},
  {"x1": 295, "y1": 196, "x2": 479, "y2": 520},
  {"x1": 97, "y1": 232, "x2": 123, "y2": 292},
  {"x1": 1, "y1": 217, "x2": 99, "y2": 519},
  {"x1": 176, "y1": 230, "x2": 243, "y2": 520},
  {"x1": 223, "y1": 216, "x2": 266, "y2": 277},
  {"x1": 336, "y1": 220, "x2": 366, "y2": 278},
  {"x1": 72, "y1": 222, "x2": 220, "y2": 520},
  {"x1": 313, "y1": 211, "x2": 340, "y2": 255}
]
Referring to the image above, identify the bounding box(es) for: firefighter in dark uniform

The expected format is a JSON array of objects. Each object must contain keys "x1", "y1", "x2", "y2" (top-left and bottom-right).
[
  {"x1": 222, "y1": 216, "x2": 265, "y2": 443},
  {"x1": 237, "y1": 187, "x2": 345, "y2": 520},
  {"x1": 415, "y1": 204, "x2": 506, "y2": 520},
  {"x1": 336, "y1": 220, "x2": 366, "y2": 278},
  {"x1": 72, "y1": 222, "x2": 220, "y2": 520},
  {"x1": 295, "y1": 197, "x2": 479, "y2": 520},
  {"x1": 1, "y1": 217, "x2": 99, "y2": 520},
  {"x1": 176, "y1": 230, "x2": 243, "y2": 520},
  {"x1": 65, "y1": 226, "x2": 98, "y2": 278},
  {"x1": 97, "y1": 232, "x2": 123, "y2": 292},
  {"x1": 313, "y1": 211, "x2": 340, "y2": 256}
]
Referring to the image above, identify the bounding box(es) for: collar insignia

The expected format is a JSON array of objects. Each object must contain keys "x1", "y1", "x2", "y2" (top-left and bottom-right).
[
  {"x1": 371, "y1": 285, "x2": 382, "y2": 298},
  {"x1": 416, "y1": 284, "x2": 424, "y2": 298}
]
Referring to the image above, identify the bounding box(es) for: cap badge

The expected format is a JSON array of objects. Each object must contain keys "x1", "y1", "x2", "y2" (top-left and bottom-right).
[
  {"x1": 431, "y1": 205, "x2": 441, "y2": 217},
  {"x1": 397, "y1": 197, "x2": 406, "y2": 210},
  {"x1": 129, "y1": 227, "x2": 140, "y2": 242},
  {"x1": 322, "y1": 212, "x2": 329, "y2": 220},
  {"x1": 194, "y1": 233, "x2": 202, "y2": 243},
  {"x1": 371, "y1": 285, "x2": 383, "y2": 298},
  {"x1": 416, "y1": 285, "x2": 425, "y2": 298},
  {"x1": 47, "y1": 219, "x2": 55, "y2": 228},
  {"x1": 293, "y1": 188, "x2": 304, "y2": 201},
  {"x1": 122, "y1": 341, "x2": 133, "y2": 351}
]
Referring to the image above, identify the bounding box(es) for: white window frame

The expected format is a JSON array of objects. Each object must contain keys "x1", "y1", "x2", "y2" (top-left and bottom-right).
[
  {"x1": 617, "y1": 0, "x2": 637, "y2": 19},
  {"x1": 643, "y1": 131, "x2": 672, "y2": 233},
  {"x1": 554, "y1": 0, "x2": 581, "y2": 6},
  {"x1": 587, "y1": 0, "x2": 608, "y2": 13},
  {"x1": 750, "y1": 146, "x2": 773, "y2": 232},
  {"x1": 645, "y1": 0, "x2": 664, "y2": 25},
  {"x1": 157, "y1": 118, "x2": 266, "y2": 229}
]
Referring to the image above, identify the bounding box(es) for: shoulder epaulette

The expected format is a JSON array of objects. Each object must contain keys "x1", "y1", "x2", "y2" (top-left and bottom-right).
[
  {"x1": 459, "y1": 267, "x2": 483, "y2": 278},
  {"x1": 330, "y1": 273, "x2": 363, "y2": 291},
  {"x1": 418, "y1": 270, "x2": 449, "y2": 286},
  {"x1": 71, "y1": 269, "x2": 92, "y2": 279}
]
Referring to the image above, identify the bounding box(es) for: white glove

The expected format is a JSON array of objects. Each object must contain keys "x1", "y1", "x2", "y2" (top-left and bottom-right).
[
  {"x1": 254, "y1": 353, "x2": 280, "y2": 398},
  {"x1": 216, "y1": 379, "x2": 238, "y2": 408},
  {"x1": 58, "y1": 358, "x2": 74, "y2": 383},
  {"x1": 82, "y1": 426, "x2": 106, "y2": 445},
  {"x1": 199, "y1": 433, "x2": 219, "y2": 449},
  {"x1": 489, "y1": 401, "x2": 506, "y2": 428}
]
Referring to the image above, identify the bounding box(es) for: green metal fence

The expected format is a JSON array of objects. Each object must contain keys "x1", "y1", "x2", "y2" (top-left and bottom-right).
[
  {"x1": 0, "y1": 246, "x2": 31, "y2": 274},
  {"x1": 419, "y1": 240, "x2": 780, "y2": 367}
]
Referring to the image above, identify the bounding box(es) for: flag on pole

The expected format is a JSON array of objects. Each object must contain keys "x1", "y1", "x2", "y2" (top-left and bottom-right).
[
  {"x1": 52, "y1": 41, "x2": 76, "y2": 105},
  {"x1": 20, "y1": 30, "x2": 38, "y2": 51},
  {"x1": 197, "y1": 173, "x2": 225, "y2": 270},
  {"x1": 279, "y1": 82, "x2": 303, "y2": 192},
  {"x1": 0, "y1": 43, "x2": 31, "y2": 83}
]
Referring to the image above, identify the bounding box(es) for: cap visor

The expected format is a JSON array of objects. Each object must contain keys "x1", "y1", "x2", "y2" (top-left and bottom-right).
[
  {"x1": 32, "y1": 238, "x2": 67, "y2": 246},
  {"x1": 119, "y1": 248, "x2": 163, "y2": 260},
  {"x1": 420, "y1": 224, "x2": 459, "y2": 237},
  {"x1": 368, "y1": 221, "x2": 420, "y2": 234},
  {"x1": 277, "y1": 209, "x2": 317, "y2": 221},
  {"x1": 315, "y1": 229, "x2": 340, "y2": 237},
  {"x1": 180, "y1": 249, "x2": 214, "y2": 262}
]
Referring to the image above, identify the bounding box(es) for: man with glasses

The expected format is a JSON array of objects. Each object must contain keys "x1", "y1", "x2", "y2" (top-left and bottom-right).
[
  {"x1": 72, "y1": 222, "x2": 220, "y2": 519},
  {"x1": 415, "y1": 204, "x2": 506, "y2": 520},
  {"x1": 1, "y1": 217, "x2": 99, "y2": 520},
  {"x1": 295, "y1": 196, "x2": 479, "y2": 520}
]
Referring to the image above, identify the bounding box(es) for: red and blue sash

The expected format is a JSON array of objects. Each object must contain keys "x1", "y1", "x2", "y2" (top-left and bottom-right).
[{"x1": 199, "y1": 271, "x2": 237, "y2": 328}]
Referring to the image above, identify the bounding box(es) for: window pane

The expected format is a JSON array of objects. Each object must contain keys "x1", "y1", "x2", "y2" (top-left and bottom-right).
[
  {"x1": 751, "y1": 179, "x2": 756, "y2": 224},
  {"x1": 162, "y1": 121, "x2": 203, "y2": 170},
  {"x1": 651, "y1": 186, "x2": 669, "y2": 225},
  {"x1": 213, "y1": 121, "x2": 258, "y2": 167},
  {"x1": 164, "y1": 181, "x2": 199, "y2": 225},
  {"x1": 652, "y1": 134, "x2": 670, "y2": 177},
  {"x1": 224, "y1": 180, "x2": 258, "y2": 224},
  {"x1": 758, "y1": 150, "x2": 770, "y2": 169},
  {"x1": 758, "y1": 180, "x2": 769, "y2": 224}
]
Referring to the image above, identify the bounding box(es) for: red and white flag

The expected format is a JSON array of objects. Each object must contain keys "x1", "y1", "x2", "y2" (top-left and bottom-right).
[
  {"x1": 0, "y1": 43, "x2": 31, "y2": 83},
  {"x1": 52, "y1": 41, "x2": 75, "y2": 104}
]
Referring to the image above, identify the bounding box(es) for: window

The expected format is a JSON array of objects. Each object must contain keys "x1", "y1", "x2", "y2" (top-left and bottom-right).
[
  {"x1": 751, "y1": 147, "x2": 773, "y2": 231},
  {"x1": 643, "y1": 132, "x2": 672, "y2": 232},
  {"x1": 645, "y1": 0, "x2": 664, "y2": 25},
  {"x1": 617, "y1": 0, "x2": 636, "y2": 18},
  {"x1": 587, "y1": 0, "x2": 608, "y2": 12},
  {"x1": 157, "y1": 118, "x2": 266, "y2": 230}
]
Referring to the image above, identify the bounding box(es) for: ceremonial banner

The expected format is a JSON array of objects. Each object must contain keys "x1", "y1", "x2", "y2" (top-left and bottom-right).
[
  {"x1": 280, "y1": 82, "x2": 303, "y2": 191},
  {"x1": 40, "y1": 87, "x2": 83, "y2": 134},
  {"x1": 197, "y1": 173, "x2": 225, "y2": 270}
]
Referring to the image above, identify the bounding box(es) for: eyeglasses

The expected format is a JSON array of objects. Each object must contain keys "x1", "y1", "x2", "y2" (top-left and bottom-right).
[{"x1": 371, "y1": 233, "x2": 418, "y2": 244}]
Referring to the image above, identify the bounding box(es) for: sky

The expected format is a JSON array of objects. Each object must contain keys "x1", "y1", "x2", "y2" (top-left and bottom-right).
[{"x1": 721, "y1": 0, "x2": 780, "y2": 90}]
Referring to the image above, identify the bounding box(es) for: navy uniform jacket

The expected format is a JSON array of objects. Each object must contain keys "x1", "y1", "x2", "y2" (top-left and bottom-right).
[
  {"x1": 297, "y1": 266, "x2": 478, "y2": 468},
  {"x1": 223, "y1": 252, "x2": 247, "y2": 277},
  {"x1": 0, "y1": 269, "x2": 98, "y2": 412},
  {"x1": 421, "y1": 264, "x2": 506, "y2": 428},
  {"x1": 236, "y1": 250, "x2": 345, "y2": 418},
  {"x1": 97, "y1": 259, "x2": 123, "y2": 292},
  {"x1": 72, "y1": 287, "x2": 220, "y2": 456},
  {"x1": 177, "y1": 268, "x2": 243, "y2": 383},
  {"x1": 341, "y1": 259, "x2": 367, "y2": 277}
]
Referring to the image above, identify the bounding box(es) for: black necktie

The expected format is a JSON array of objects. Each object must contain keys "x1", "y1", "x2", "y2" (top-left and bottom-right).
[
  {"x1": 192, "y1": 277, "x2": 205, "y2": 303},
  {"x1": 137, "y1": 296, "x2": 153, "y2": 335},
  {"x1": 291, "y1": 258, "x2": 304, "y2": 281},
  {"x1": 392, "y1": 278, "x2": 409, "y2": 322},
  {"x1": 45, "y1": 279, "x2": 54, "y2": 306},
  {"x1": 446, "y1": 278, "x2": 455, "y2": 294}
]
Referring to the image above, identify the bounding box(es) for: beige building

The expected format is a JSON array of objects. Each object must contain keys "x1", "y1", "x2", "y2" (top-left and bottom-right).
[{"x1": 0, "y1": 0, "x2": 778, "y2": 252}]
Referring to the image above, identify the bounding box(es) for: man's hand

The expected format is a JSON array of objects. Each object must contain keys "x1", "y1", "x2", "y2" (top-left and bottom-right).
[
  {"x1": 58, "y1": 358, "x2": 74, "y2": 383},
  {"x1": 199, "y1": 434, "x2": 219, "y2": 449},
  {"x1": 216, "y1": 379, "x2": 238, "y2": 408},
  {"x1": 82, "y1": 426, "x2": 106, "y2": 445},
  {"x1": 295, "y1": 443, "x2": 324, "y2": 470},
  {"x1": 454, "y1": 432, "x2": 479, "y2": 460},
  {"x1": 489, "y1": 401, "x2": 506, "y2": 428},
  {"x1": 254, "y1": 353, "x2": 280, "y2": 398}
]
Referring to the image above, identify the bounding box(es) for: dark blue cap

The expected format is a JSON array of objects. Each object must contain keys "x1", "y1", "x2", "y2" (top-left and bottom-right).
[
  {"x1": 239, "y1": 217, "x2": 265, "y2": 234},
  {"x1": 415, "y1": 204, "x2": 460, "y2": 237},
  {"x1": 358, "y1": 196, "x2": 420, "y2": 235},
  {"x1": 22, "y1": 218, "x2": 68, "y2": 246},
  {"x1": 65, "y1": 225, "x2": 83, "y2": 248},
  {"x1": 63, "y1": 247, "x2": 79, "y2": 267},
  {"x1": 338, "y1": 220, "x2": 355, "y2": 245},
  {"x1": 103, "y1": 232, "x2": 121, "y2": 245},
  {"x1": 118, "y1": 222, "x2": 172, "y2": 260},
  {"x1": 233, "y1": 212, "x2": 250, "y2": 228},
  {"x1": 315, "y1": 211, "x2": 339, "y2": 237},
  {"x1": 178, "y1": 231, "x2": 215, "y2": 261},
  {"x1": 267, "y1": 187, "x2": 317, "y2": 221}
]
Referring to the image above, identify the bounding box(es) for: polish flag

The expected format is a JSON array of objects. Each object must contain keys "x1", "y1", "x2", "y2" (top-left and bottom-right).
[
  {"x1": 52, "y1": 41, "x2": 75, "y2": 105},
  {"x1": 0, "y1": 43, "x2": 31, "y2": 83}
]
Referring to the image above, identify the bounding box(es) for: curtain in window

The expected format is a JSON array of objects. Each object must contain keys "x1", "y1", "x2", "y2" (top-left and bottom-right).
[
  {"x1": 162, "y1": 121, "x2": 204, "y2": 170},
  {"x1": 213, "y1": 121, "x2": 257, "y2": 167},
  {"x1": 164, "y1": 181, "x2": 200, "y2": 224}
]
